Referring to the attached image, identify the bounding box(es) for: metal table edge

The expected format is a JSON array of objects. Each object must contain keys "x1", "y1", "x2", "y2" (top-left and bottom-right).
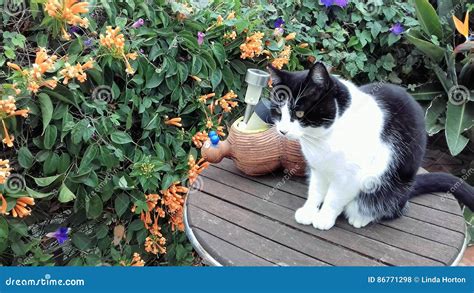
[{"x1": 184, "y1": 197, "x2": 223, "y2": 267}]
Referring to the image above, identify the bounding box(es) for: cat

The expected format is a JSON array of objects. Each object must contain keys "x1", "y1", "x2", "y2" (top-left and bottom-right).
[{"x1": 268, "y1": 62, "x2": 474, "y2": 230}]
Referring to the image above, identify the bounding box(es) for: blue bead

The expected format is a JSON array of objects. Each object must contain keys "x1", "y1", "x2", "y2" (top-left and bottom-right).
[
  {"x1": 209, "y1": 131, "x2": 217, "y2": 138},
  {"x1": 210, "y1": 135, "x2": 219, "y2": 145}
]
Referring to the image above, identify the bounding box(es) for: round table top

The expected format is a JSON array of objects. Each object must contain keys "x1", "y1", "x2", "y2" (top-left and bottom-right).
[{"x1": 185, "y1": 159, "x2": 467, "y2": 266}]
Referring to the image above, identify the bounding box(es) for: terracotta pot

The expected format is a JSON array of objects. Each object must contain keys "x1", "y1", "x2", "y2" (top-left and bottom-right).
[{"x1": 201, "y1": 118, "x2": 307, "y2": 176}]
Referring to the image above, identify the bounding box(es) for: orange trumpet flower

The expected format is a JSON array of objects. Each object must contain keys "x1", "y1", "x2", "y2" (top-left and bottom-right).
[{"x1": 164, "y1": 117, "x2": 182, "y2": 127}]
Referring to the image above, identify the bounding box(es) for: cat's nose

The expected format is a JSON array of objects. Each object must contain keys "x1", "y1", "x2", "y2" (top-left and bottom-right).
[{"x1": 279, "y1": 130, "x2": 288, "y2": 135}]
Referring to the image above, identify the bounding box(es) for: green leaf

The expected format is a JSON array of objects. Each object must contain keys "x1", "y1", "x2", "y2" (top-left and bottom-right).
[
  {"x1": 154, "y1": 143, "x2": 167, "y2": 160},
  {"x1": 33, "y1": 174, "x2": 62, "y2": 187},
  {"x1": 79, "y1": 145, "x2": 98, "y2": 172},
  {"x1": 293, "y1": 46, "x2": 312, "y2": 55},
  {"x1": 58, "y1": 183, "x2": 76, "y2": 203},
  {"x1": 191, "y1": 55, "x2": 203, "y2": 75},
  {"x1": 369, "y1": 21, "x2": 382, "y2": 39},
  {"x1": 115, "y1": 193, "x2": 130, "y2": 217},
  {"x1": 68, "y1": 38, "x2": 82, "y2": 55},
  {"x1": 425, "y1": 96, "x2": 447, "y2": 135},
  {"x1": 411, "y1": 90, "x2": 444, "y2": 101},
  {"x1": 161, "y1": 174, "x2": 174, "y2": 190},
  {"x1": 202, "y1": 50, "x2": 217, "y2": 72},
  {"x1": 26, "y1": 187, "x2": 55, "y2": 199},
  {"x1": 86, "y1": 195, "x2": 103, "y2": 219},
  {"x1": 210, "y1": 69, "x2": 222, "y2": 90},
  {"x1": 222, "y1": 65, "x2": 234, "y2": 89},
  {"x1": 230, "y1": 60, "x2": 247, "y2": 74},
  {"x1": 445, "y1": 101, "x2": 474, "y2": 156},
  {"x1": 38, "y1": 93, "x2": 53, "y2": 134},
  {"x1": 115, "y1": 17, "x2": 128, "y2": 28},
  {"x1": 177, "y1": 63, "x2": 189, "y2": 84},
  {"x1": 72, "y1": 232, "x2": 93, "y2": 250},
  {"x1": 432, "y1": 63, "x2": 454, "y2": 93},
  {"x1": 43, "y1": 125, "x2": 57, "y2": 150},
  {"x1": 413, "y1": 0, "x2": 443, "y2": 39},
  {"x1": 405, "y1": 29, "x2": 445, "y2": 62},
  {"x1": 18, "y1": 147, "x2": 34, "y2": 169},
  {"x1": 57, "y1": 153, "x2": 71, "y2": 174},
  {"x1": 0, "y1": 217, "x2": 8, "y2": 253},
  {"x1": 4, "y1": 46, "x2": 15, "y2": 59},
  {"x1": 211, "y1": 43, "x2": 226, "y2": 68},
  {"x1": 110, "y1": 131, "x2": 133, "y2": 144},
  {"x1": 95, "y1": 225, "x2": 109, "y2": 239},
  {"x1": 129, "y1": 219, "x2": 144, "y2": 231},
  {"x1": 387, "y1": 33, "x2": 400, "y2": 46},
  {"x1": 0, "y1": 217, "x2": 8, "y2": 240},
  {"x1": 145, "y1": 73, "x2": 163, "y2": 89},
  {"x1": 43, "y1": 153, "x2": 59, "y2": 176}
]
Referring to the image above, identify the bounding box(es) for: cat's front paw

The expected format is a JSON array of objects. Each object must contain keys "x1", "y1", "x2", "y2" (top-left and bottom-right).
[
  {"x1": 295, "y1": 206, "x2": 316, "y2": 225},
  {"x1": 347, "y1": 213, "x2": 373, "y2": 228},
  {"x1": 312, "y1": 210, "x2": 336, "y2": 230}
]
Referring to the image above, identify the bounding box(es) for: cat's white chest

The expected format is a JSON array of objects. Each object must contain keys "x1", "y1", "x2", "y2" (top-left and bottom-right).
[{"x1": 300, "y1": 139, "x2": 347, "y2": 176}]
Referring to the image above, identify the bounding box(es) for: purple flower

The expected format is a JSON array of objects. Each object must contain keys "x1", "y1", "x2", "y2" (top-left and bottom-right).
[
  {"x1": 46, "y1": 227, "x2": 70, "y2": 244},
  {"x1": 321, "y1": 0, "x2": 334, "y2": 7},
  {"x1": 132, "y1": 18, "x2": 145, "y2": 29},
  {"x1": 274, "y1": 17, "x2": 285, "y2": 28},
  {"x1": 333, "y1": 0, "x2": 349, "y2": 7},
  {"x1": 321, "y1": 0, "x2": 349, "y2": 7},
  {"x1": 84, "y1": 38, "x2": 93, "y2": 47},
  {"x1": 197, "y1": 31, "x2": 205, "y2": 46},
  {"x1": 69, "y1": 26, "x2": 80, "y2": 35},
  {"x1": 390, "y1": 22, "x2": 404, "y2": 35}
]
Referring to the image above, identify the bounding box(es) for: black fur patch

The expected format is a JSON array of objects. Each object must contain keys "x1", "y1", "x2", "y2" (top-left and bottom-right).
[
  {"x1": 356, "y1": 83, "x2": 428, "y2": 219},
  {"x1": 268, "y1": 63, "x2": 351, "y2": 128}
]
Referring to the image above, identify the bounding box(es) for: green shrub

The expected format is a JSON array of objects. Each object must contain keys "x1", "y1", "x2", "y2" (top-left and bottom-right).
[
  {"x1": 267, "y1": 0, "x2": 421, "y2": 83},
  {"x1": 405, "y1": 0, "x2": 473, "y2": 156},
  {"x1": 0, "y1": 0, "x2": 309, "y2": 266}
]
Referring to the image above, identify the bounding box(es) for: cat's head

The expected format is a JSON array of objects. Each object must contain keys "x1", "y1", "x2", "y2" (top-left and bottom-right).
[{"x1": 268, "y1": 62, "x2": 341, "y2": 140}]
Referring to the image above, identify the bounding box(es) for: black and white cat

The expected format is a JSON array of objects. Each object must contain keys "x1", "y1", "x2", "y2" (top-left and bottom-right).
[{"x1": 268, "y1": 62, "x2": 474, "y2": 230}]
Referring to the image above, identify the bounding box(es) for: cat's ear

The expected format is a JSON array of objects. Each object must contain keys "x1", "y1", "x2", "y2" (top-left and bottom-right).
[
  {"x1": 267, "y1": 65, "x2": 283, "y2": 84},
  {"x1": 309, "y1": 62, "x2": 331, "y2": 87}
]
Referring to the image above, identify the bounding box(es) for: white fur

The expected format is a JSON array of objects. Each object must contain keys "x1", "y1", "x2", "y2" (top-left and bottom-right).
[{"x1": 275, "y1": 79, "x2": 393, "y2": 230}]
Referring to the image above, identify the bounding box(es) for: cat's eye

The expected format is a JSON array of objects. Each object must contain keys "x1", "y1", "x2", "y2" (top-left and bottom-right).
[{"x1": 295, "y1": 111, "x2": 304, "y2": 118}]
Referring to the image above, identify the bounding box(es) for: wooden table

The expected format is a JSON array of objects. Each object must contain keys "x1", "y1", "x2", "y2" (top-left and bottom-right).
[{"x1": 185, "y1": 158, "x2": 467, "y2": 266}]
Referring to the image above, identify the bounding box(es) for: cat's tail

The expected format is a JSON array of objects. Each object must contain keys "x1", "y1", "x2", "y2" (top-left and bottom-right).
[{"x1": 409, "y1": 172, "x2": 474, "y2": 210}]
